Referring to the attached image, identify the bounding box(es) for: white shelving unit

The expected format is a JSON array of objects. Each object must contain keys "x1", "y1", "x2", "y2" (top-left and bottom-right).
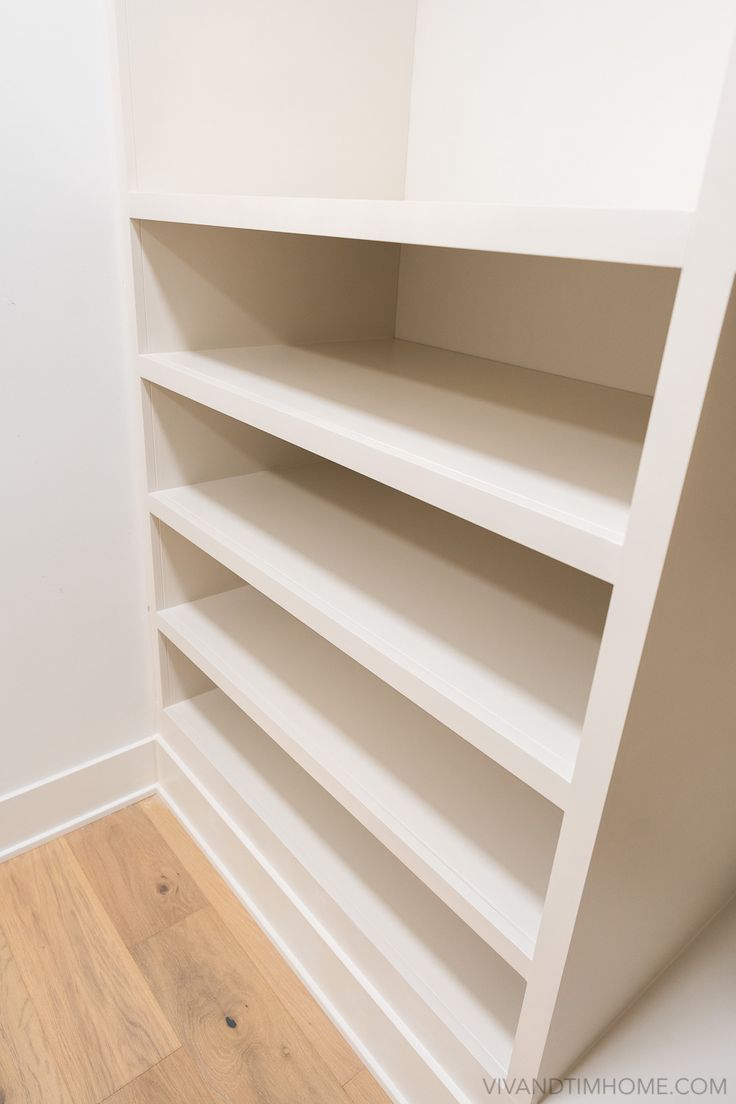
[
  {"x1": 150, "y1": 460, "x2": 609, "y2": 802},
  {"x1": 113, "y1": 4, "x2": 736, "y2": 1101}
]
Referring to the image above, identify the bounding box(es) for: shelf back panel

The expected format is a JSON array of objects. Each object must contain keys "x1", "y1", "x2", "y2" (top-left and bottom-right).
[
  {"x1": 123, "y1": 0, "x2": 417, "y2": 198},
  {"x1": 404, "y1": 0, "x2": 736, "y2": 209},
  {"x1": 397, "y1": 247, "x2": 678, "y2": 395}
]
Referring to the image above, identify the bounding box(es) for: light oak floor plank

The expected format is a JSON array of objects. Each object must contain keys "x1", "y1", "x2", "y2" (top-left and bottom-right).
[
  {"x1": 0, "y1": 929, "x2": 74, "y2": 1104},
  {"x1": 102, "y1": 1048, "x2": 218, "y2": 1104},
  {"x1": 0, "y1": 837, "x2": 180, "y2": 1104},
  {"x1": 67, "y1": 802, "x2": 208, "y2": 946},
  {"x1": 343, "y1": 1068, "x2": 395, "y2": 1104},
  {"x1": 0, "y1": 797, "x2": 387, "y2": 1104},
  {"x1": 133, "y1": 904, "x2": 349, "y2": 1104},
  {"x1": 141, "y1": 795, "x2": 364, "y2": 1086}
]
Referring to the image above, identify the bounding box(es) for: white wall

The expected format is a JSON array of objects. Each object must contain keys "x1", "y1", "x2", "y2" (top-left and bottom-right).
[
  {"x1": 405, "y1": 0, "x2": 736, "y2": 208},
  {"x1": 563, "y1": 896, "x2": 736, "y2": 1099},
  {"x1": 0, "y1": 1, "x2": 153, "y2": 792}
]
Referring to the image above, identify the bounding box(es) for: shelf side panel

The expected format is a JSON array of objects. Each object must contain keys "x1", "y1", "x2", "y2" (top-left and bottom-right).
[
  {"x1": 510, "y1": 37, "x2": 736, "y2": 1080},
  {"x1": 145, "y1": 385, "x2": 311, "y2": 492},
  {"x1": 536, "y1": 279, "x2": 736, "y2": 1080},
  {"x1": 138, "y1": 223, "x2": 401, "y2": 356}
]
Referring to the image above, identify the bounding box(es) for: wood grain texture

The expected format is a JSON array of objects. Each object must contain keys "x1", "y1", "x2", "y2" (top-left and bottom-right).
[
  {"x1": 343, "y1": 1068, "x2": 394, "y2": 1104},
  {"x1": 102, "y1": 1048, "x2": 218, "y2": 1104},
  {"x1": 0, "y1": 929, "x2": 74, "y2": 1104},
  {"x1": 133, "y1": 904, "x2": 347, "y2": 1104},
  {"x1": 140, "y1": 795, "x2": 363, "y2": 1085},
  {"x1": 0, "y1": 837, "x2": 179, "y2": 1104},
  {"x1": 0, "y1": 797, "x2": 383, "y2": 1104},
  {"x1": 67, "y1": 802, "x2": 207, "y2": 946}
]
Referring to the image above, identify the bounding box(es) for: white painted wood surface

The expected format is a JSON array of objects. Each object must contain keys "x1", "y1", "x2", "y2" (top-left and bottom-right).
[
  {"x1": 405, "y1": 1, "x2": 736, "y2": 209},
  {"x1": 149, "y1": 462, "x2": 610, "y2": 804},
  {"x1": 123, "y1": 0, "x2": 417, "y2": 199},
  {"x1": 395, "y1": 248, "x2": 677, "y2": 395},
  {"x1": 128, "y1": 192, "x2": 692, "y2": 266},
  {"x1": 157, "y1": 584, "x2": 561, "y2": 968},
  {"x1": 141, "y1": 339, "x2": 650, "y2": 580},
  {"x1": 123, "y1": 0, "x2": 735, "y2": 211},
  {"x1": 138, "y1": 223, "x2": 399, "y2": 355},
  {"x1": 509, "y1": 37, "x2": 736, "y2": 1087},
  {"x1": 111, "y1": 2, "x2": 736, "y2": 1099}
]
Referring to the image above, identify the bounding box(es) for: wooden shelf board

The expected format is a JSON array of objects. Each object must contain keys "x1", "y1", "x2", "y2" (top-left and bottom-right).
[
  {"x1": 165, "y1": 687, "x2": 526, "y2": 1072},
  {"x1": 157, "y1": 585, "x2": 562, "y2": 969},
  {"x1": 128, "y1": 192, "x2": 691, "y2": 266},
  {"x1": 149, "y1": 461, "x2": 611, "y2": 806},
  {"x1": 142, "y1": 338, "x2": 651, "y2": 582}
]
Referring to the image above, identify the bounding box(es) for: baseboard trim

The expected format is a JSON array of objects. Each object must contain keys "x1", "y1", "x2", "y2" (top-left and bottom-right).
[{"x1": 0, "y1": 736, "x2": 157, "y2": 861}]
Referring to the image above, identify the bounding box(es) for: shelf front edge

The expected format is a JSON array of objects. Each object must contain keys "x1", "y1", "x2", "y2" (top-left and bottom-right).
[{"x1": 128, "y1": 192, "x2": 691, "y2": 266}]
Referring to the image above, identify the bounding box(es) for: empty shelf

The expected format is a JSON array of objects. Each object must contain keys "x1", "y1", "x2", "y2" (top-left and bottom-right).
[
  {"x1": 157, "y1": 585, "x2": 562, "y2": 971},
  {"x1": 142, "y1": 339, "x2": 651, "y2": 580},
  {"x1": 150, "y1": 462, "x2": 611, "y2": 805},
  {"x1": 165, "y1": 688, "x2": 527, "y2": 1072},
  {"x1": 128, "y1": 192, "x2": 691, "y2": 266}
]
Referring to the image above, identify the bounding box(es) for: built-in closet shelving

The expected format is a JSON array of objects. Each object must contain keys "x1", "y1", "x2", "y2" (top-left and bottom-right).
[
  {"x1": 157, "y1": 583, "x2": 563, "y2": 966},
  {"x1": 150, "y1": 458, "x2": 609, "y2": 803},
  {"x1": 141, "y1": 340, "x2": 650, "y2": 580},
  {"x1": 113, "y1": 3, "x2": 736, "y2": 1101}
]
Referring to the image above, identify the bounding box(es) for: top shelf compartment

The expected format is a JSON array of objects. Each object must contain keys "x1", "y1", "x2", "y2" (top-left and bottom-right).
[
  {"x1": 128, "y1": 194, "x2": 691, "y2": 266},
  {"x1": 121, "y1": 0, "x2": 734, "y2": 264}
]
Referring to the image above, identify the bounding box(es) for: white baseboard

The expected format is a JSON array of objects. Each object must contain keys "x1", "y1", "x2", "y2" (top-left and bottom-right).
[{"x1": 0, "y1": 736, "x2": 157, "y2": 861}]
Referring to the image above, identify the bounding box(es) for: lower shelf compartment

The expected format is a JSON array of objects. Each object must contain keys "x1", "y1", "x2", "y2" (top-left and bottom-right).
[
  {"x1": 150, "y1": 458, "x2": 611, "y2": 806},
  {"x1": 157, "y1": 584, "x2": 561, "y2": 972},
  {"x1": 163, "y1": 687, "x2": 526, "y2": 1079},
  {"x1": 156, "y1": 739, "x2": 464, "y2": 1104}
]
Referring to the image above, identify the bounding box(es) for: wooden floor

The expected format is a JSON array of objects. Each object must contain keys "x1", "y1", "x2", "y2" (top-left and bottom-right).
[{"x1": 0, "y1": 796, "x2": 391, "y2": 1104}]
